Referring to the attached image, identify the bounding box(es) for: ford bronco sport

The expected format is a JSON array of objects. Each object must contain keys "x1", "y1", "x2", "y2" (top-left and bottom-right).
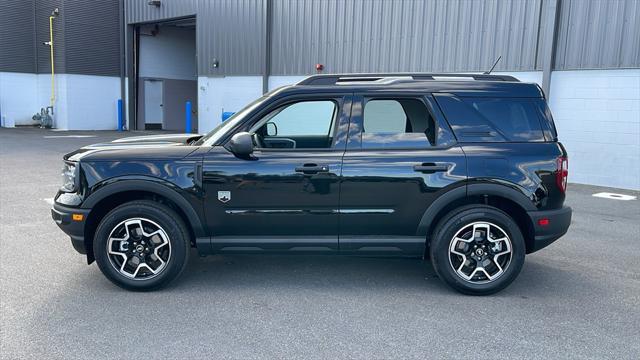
[{"x1": 52, "y1": 73, "x2": 571, "y2": 295}]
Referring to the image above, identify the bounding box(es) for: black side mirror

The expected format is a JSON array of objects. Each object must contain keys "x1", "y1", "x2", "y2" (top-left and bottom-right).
[{"x1": 228, "y1": 132, "x2": 254, "y2": 157}]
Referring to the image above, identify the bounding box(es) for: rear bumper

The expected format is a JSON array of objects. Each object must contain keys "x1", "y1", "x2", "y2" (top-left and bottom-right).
[
  {"x1": 526, "y1": 206, "x2": 572, "y2": 253},
  {"x1": 51, "y1": 203, "x2": 91, "y2": 254}
]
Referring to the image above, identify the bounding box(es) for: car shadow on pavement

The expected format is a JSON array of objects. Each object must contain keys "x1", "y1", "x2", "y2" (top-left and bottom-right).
[{"x1": 178, "y1": 251, "x2": 447, "y2": 293}]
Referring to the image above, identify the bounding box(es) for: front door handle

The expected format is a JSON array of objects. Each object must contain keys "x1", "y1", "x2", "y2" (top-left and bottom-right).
[
  {"x1": 413, "y1": 163, "x2": 450, "y2": 173},
  {"x1": 295, "y1": 164, "x2": 329, "y2": 174}
]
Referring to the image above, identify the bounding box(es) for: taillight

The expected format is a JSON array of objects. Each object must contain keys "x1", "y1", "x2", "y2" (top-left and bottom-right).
[{"x1": 556, "y1": 156, "x2": 568, "y2": 192}]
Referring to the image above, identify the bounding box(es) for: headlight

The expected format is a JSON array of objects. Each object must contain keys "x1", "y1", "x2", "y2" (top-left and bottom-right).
[{"x1": 61, "y1": 161, "x2": 78, "y2": 192}]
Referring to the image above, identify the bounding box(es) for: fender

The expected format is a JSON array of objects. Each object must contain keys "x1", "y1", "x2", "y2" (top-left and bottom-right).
[
  {"x1": 416, "y1": 182, "x2": 536, "y2": 236},
  {"x1": 82, "y1": 178, "x2": 207, "y2": 238}
]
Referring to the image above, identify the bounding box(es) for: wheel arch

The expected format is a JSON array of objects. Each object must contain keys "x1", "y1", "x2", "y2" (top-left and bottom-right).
[
  {"x1": 417, "y1": 183, "x2": 537, "y2": 254},
  {"x1": 81, "y1": 179, "x2": 205, "y2": 264}
]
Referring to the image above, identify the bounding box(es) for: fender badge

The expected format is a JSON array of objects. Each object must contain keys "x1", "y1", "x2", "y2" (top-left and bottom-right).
[{"x1": 217, "y1": 191, "x2": 231, "y2": 203}]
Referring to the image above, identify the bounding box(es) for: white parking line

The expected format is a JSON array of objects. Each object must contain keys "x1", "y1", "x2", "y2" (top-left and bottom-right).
[
  {"x1": 592, "y1": 192, "x2": 637, "y2": 201},
  {"x1": 43, "y1": 135, "x2": 97, "y2": 138},
  {"x1": 42, "y1": 198, "x2": 54, "y2": 205}
]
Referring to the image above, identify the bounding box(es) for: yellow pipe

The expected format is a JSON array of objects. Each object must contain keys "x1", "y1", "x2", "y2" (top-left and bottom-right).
[{"x1": 49, "y1": 15, "x2": 55, "y2": 107}]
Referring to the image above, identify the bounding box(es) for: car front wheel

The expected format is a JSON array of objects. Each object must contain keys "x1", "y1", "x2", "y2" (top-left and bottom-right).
[{"x1": 93, "y1": 200, "x2": 190, "y2": 291}]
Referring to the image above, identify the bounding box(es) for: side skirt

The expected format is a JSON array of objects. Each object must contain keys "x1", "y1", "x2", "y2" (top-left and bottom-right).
[{"x1": 196, "y1": 236, "x2": 425, "y2": 256}]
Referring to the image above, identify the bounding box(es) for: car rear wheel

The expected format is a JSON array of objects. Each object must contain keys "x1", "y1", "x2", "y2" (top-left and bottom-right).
[
  {"x1": 429, "y1": 205, "x2": 525, "y2": 295},
  {"x1": 93, "y1": 200, "x2": 190, "y2": 291}
]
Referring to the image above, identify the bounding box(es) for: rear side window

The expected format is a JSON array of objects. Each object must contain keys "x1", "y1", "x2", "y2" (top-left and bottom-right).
[
  {"x1": 362, "y1": 98, "x2": 436, "y2": 148},
  {"x1": 435, "y1": 95, "x2": 545, "y2": 142}
]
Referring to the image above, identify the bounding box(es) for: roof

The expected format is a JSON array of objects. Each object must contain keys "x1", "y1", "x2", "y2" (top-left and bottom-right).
[{"x1": 279, "y1": 73, "x2": 544, "y2": 98}]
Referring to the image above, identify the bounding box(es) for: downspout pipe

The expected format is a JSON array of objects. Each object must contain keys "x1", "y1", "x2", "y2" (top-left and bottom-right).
[
  {"x1": 262, "y1": 0, "x2": 272, "y2": 94},
  {"x1": 48, "y1": 9, "x2": 59, "y2": 109},
  {"x1": 119, "y1": 0, "x2": 127, "y2": 130}
]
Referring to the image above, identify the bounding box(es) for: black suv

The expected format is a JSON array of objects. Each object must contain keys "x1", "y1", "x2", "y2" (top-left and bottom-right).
[{"x1": 52, "y1": 73, "x2": 571, "y2": 295}]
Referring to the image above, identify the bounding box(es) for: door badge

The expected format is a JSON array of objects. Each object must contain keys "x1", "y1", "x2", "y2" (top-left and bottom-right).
[{"x1": 218, "y1": 191, "x2": 231, "y2": 203}]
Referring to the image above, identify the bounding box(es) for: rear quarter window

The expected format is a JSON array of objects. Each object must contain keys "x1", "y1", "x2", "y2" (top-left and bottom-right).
[{"x1": 434, "y1": 94, "x2": 545, "y2": 142}]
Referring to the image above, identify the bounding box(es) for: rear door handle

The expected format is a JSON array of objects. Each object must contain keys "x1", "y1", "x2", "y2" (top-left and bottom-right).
[
  {"x1": 413, "y1": 163, "x2": 450, "y2": 173},
  {"x1": 295, "y1": 164, "x2": 329, "y2": 174}
]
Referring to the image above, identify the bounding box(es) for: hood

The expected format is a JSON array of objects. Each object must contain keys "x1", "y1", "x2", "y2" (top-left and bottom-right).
[
  {"x1": 110, "y1": 133, "x2": 203, "y2": 145},
  {"x1": 64, "y1": 133, "x2": 203, "y2": 162}
]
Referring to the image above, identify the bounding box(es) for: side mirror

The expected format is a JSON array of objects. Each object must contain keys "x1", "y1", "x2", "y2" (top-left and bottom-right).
[{"x1": 228, "y1": 132, "x2": 254, "y2": 157}]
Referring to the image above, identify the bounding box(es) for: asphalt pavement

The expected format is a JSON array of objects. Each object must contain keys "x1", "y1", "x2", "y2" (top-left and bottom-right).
[{"x1": 1, "y1": 127, "x2": 639, "y2": 359}]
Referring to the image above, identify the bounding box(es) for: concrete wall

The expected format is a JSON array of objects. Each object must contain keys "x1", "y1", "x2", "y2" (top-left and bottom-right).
[
  {"x1": 54, "y1": 74, "x2": 121, "y2": 130},
  {"x1": 549, "y1": 69, "x2": 640, "y2": 190},
  {"x1": 0, "y1": 72, "x2": 40, "y2": 127},
  {"x1": 0, "y1": 72, "x2": 120, "y2": 130}
]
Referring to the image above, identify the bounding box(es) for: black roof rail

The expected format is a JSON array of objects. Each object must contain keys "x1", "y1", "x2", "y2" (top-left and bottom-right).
[{"x1": 297, "y1": 73, "x2": 519, "y2": 85}]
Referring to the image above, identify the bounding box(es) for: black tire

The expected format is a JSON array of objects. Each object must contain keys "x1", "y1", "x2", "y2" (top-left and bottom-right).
[
  {"x1": 429, "y1": 205, "x2": 525, "y2": 295},
  {"x1": 93, "y1": 200, "x2": 190, "y2": 291}
]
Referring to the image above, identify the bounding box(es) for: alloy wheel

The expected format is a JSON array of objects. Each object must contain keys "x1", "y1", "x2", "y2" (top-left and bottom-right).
[
  {"x1": 448, "y1": 221, "x2": 513, "y2": 284},
  {"x1": 106, "y1": 218, "x2": 171, "y2": 280}
]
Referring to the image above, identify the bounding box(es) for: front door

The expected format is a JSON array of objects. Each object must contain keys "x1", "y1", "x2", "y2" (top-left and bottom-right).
[
  {"x1": 339, "y1": 94, "x2": 466, "y2": 254},
  {"x1": 202, "y1": 95, "x2": 352, "y2": 252}
]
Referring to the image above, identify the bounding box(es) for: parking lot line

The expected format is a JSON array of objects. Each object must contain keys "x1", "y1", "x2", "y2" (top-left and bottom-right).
[{"x1": 592, "y1": 192, "x2": 637, "y2": 201}]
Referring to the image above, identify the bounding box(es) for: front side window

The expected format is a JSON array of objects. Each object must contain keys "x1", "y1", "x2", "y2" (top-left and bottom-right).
[
  {"x1": 252, "y1": 100, "x2": 337, "y2": 149},
  {"x1": 361, "y1": 98, "x2": 435, "y2": 148}
]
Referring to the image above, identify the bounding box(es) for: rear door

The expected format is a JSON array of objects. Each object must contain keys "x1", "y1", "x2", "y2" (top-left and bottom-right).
[{"x1": 338, "y1": 93, "x2": 466, "y2": 254}]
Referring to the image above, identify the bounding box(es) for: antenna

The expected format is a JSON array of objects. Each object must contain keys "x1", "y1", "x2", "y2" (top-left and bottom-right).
[{"x1": 483, "y1": 55, "x2": 502, "y2": 75}]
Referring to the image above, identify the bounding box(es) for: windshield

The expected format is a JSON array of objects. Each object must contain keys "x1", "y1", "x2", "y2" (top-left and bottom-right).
[{"x1": 194, "y1": 95, "x2": 270, "y2": 146}]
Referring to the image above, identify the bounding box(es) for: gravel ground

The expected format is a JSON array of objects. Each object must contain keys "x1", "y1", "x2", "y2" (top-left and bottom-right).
[{"x1": 1, "y1": 127, "x2": 639, "y2": 359}]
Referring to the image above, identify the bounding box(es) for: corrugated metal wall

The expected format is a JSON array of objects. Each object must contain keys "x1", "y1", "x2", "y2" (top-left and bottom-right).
[
  {"x1": 0, "y1": 0, "x2": 120, "y2": 76},
  {"x1": 555, "y1": 0, "x2": 640, "y2": 69},
  {"x1": 63, "y1": 0, "x2": 121, "y2": 76},
  {"x1": 125, "y1": 0, "x2": 198, "y2": 23},
  {"x1": 125, "y1": 0, "x2": 265, "y2": 76},
  {"x1": 0, "y1": 0, "x2": 37, "y2": 73},
  {"x1": 271, "y1": 0, "x2": 543, "y2": 75},
  {"x1": 3, "y1": 0, "x2": 639, "y2": 75},
  {"x1": 196, "y1": 0, "x2": 265, "y2": 76}
]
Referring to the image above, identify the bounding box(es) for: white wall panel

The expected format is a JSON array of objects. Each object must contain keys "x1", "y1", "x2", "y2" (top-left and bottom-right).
[
  {"x1": 549, "y1": 69, "x2": 640, "y2": 190},
  {"x1": 58, "y1": 75, "x2": 121, "y2": 130},
  {"x1": 0, "y1": 72, "x2": 39, "y2": 127}
]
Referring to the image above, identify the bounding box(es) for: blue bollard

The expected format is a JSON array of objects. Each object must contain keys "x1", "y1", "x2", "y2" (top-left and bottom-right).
[
  {"x1": 222, "y1": 111, "x2": 235, "y2": 121},
  {"x1": 185, "y1": 101, "x2": 192, "y2": 133},
  {"x1": 117, "y1": 99, "x2": 123, "y2": 131}
]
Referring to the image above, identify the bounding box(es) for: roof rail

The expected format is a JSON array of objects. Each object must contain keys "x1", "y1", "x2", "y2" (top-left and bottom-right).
[{"x1": 297, "y1": 73, "x2": 519, "y2": 85}]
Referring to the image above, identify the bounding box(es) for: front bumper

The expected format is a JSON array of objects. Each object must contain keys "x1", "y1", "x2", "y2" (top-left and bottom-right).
[
  {"x1": 51, "y1": 203, "x2": 91, "y2": 254},
  {"x1": 526, "y1": 206, "x2": 572, "y2": 253}
]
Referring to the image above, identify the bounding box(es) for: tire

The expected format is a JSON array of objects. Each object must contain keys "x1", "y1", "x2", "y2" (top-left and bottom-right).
[
  {"x1": 93, "y1": 200, "x2": 190, "y2": 291},
  {"x1": 429, "y1": 205, "x2": 525, "y2": 295}
]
